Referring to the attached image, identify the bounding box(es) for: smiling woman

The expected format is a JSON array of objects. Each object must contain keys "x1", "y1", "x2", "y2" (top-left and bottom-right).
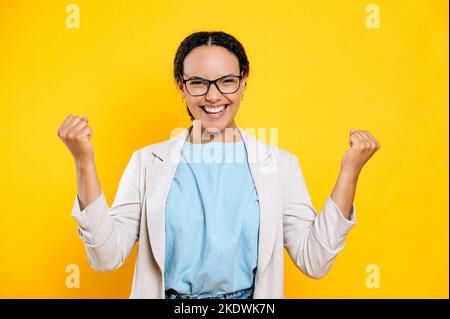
[
  {"x1": 57, "y1": 30, "x2": 380, "y2": 299},
  {"x1": 173, "y1": 32, "x2": 249, "y2": 141}
]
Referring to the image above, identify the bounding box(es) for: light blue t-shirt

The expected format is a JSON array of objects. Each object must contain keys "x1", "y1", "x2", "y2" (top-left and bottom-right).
[{"x1": 164, "y1": 139, "x2": 260, "y2": 297}]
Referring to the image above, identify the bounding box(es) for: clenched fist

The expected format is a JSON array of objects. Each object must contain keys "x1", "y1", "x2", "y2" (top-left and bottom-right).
[
  {"x1": 57, "y1": 115, "x2": 94, "y2": 164},
  {"x1": 341, "y1": 128, "x2": 380, "y2": 175}
]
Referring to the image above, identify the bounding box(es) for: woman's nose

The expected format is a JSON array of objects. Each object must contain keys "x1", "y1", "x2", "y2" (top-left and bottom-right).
[{"x1": 205, "y1": 83, "x2": 222, "y2": 102}]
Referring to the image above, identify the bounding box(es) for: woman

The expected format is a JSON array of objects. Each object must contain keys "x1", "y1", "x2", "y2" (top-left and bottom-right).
[{"x1": 57, "y1": 31, "x2": 380, "y2": 299}]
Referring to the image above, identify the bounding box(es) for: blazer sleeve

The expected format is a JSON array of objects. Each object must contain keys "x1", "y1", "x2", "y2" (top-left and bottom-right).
[
  {"x1": 282, "y1": 153, "x2": 357, "y2": 279},
  {"x1": 70, "y1": 150, "x2": 142, "y2": 272}
]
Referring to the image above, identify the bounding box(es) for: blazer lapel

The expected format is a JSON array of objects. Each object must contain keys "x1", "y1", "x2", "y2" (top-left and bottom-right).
[
  {"x1": 238, "y1": 127, "x2": 281, "y2": 284},
  {"x1": 145, "y1": 127, "x2": 190, "y2": 276},
  {"x1": 145, "y1": 125, "x2": 280, "y2": 286}
]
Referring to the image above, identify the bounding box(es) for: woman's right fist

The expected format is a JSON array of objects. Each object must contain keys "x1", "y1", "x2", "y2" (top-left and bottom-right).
[{"x1": 57, "y1": 115, "x2": 95, "y2": 163}]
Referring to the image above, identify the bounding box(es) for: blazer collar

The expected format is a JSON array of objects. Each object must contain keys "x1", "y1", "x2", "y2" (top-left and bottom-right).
[{"x1": 150, "y1": 124, "x2": 274, "y2": 165}]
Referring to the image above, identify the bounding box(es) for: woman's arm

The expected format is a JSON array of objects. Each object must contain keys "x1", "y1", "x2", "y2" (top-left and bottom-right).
[
  {"x1": 283, "y1": 128, "x2": 380, "y2": 279},
  {"x1": 58, "y1": 115, "x2": 141, "y2": 272},
  {"x1": 70, "y1": 151, "x2": 142, "y2": 272},
  {"x1": 330, "y1": 128, "x2": 381, "y2": 220},
  {"x1": 330, "y1": 169, "x2": 358, "y2": 220},
  {"x1": 76, "y1": 159, "x2": 102, "y2": 211},
  {"x1": 57, "y1": 114, "x2": 101, "y2": 210}
]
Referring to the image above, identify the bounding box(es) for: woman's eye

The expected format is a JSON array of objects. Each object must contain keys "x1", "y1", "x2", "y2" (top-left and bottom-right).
[
  {"x1": 221, "y1": 79, "x2": 237, "y2": 84},
  {"x1": 190, "y1": 81, "x2": 204, "y2": 86}
]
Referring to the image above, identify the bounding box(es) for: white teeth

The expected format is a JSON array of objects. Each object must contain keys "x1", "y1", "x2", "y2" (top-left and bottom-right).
[{"x1": 202, "y1": 105, "x2": 226, "y2": 113}]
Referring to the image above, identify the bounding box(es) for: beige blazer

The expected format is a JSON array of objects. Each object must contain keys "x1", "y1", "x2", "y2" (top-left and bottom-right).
[{"x1": 71, "y1": 125, "x2": 357, "y2": 299}]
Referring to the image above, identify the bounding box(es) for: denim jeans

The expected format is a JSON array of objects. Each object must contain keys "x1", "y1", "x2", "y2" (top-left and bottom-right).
[{"x1": 165, "y1": 286, "x2": 254, "y2": 299}]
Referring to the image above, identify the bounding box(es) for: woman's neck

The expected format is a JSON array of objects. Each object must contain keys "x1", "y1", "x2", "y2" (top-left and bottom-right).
[{"x1": 187, "y1": 123, "x2": 243, "y2": 144}]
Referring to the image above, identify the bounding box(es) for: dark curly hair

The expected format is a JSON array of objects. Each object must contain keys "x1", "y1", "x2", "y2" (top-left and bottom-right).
[{"x1": 173, "y1": 31, "x2": 250, "y2": 121}]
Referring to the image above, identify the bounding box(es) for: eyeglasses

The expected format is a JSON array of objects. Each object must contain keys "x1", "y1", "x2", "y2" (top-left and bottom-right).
[{"x1": 181, "y1": 73, "x2": 243, "y2": 97}]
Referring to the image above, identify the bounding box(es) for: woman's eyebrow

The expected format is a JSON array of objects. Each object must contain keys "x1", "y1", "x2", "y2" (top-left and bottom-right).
[
  {"x1": 184, "y1": 75, "x2": 205, "y2": 80},
  {"x1": 184, "y1": 73, "x2": 239, "y2": 80},
  {"x1": 218, "y1": 73, "x2": 236, "y2": 78}
]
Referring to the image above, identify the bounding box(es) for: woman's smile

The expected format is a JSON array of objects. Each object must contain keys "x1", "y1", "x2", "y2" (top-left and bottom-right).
[{"x1": 200, "y1": 104, "x2": 229, "y2": 119}]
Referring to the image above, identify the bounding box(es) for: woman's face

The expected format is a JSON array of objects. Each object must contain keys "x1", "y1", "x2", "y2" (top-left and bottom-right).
[{"x1": 178, "y1": 45, "x2": 247, "y2": 133}]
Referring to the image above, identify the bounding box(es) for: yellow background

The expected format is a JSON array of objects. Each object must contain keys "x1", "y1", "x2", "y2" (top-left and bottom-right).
[{"x1": 0, "y1": 0, "x2": 448, "y2": 298}]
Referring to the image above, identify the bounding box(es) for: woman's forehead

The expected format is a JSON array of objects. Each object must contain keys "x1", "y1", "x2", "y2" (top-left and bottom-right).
[{"x1": 183, "y1": 45, "x2": 240, "y2": 79}]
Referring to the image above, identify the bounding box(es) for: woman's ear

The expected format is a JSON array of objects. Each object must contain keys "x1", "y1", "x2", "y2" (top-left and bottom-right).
[
  {"x1": 242, "y1": 76, "x2": 248, "y2": 91},
  {"x1": 176, "y1": 79, "x2": 185, "y2": 96}
]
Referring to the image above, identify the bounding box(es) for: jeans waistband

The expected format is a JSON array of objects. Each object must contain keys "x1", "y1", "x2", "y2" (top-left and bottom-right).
[{"x1": 165, "y1": 286, "x2": 254, "y2": 299}]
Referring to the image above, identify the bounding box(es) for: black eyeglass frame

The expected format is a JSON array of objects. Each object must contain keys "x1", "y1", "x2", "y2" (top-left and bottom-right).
[{"x1": 180, "y1": 72, "x2": 244, "y2": 97}]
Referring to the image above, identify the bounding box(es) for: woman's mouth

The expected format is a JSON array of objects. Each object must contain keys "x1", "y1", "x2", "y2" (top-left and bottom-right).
[{"x1": 200, "y1": 104, "x2": 228, "y2": 119}]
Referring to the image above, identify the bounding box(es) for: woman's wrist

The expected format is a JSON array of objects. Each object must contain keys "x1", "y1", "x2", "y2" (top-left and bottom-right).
[
  {"x1": 75, "y1": 157, "x2": 96, "y2": 170},
  {"x1": 338, "y1": 165, "x2": 360, "y2": 184}
]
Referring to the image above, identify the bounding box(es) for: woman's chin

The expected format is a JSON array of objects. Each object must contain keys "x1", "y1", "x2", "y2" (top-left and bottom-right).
[
  {"x1": 197, "y1": 118, "x2": 230, "y2": 133},
  {"x1": 196, "y1": 116, "x2": 228, "y2": 129}
]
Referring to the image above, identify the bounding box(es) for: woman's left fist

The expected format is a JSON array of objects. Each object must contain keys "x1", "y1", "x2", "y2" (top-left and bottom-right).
[{"x1": 341, "y1": 128, "x2": 381, "y2": 175}]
